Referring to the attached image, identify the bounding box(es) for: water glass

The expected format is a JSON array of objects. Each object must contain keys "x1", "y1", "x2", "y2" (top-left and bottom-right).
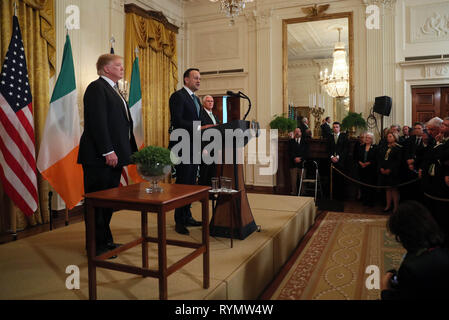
[
  {"x1": 222, "y1": 177, "x2": 232, "y2": 192},
  {"x1": 211, "y1": 177, "x2": 219, "y2": 192}
]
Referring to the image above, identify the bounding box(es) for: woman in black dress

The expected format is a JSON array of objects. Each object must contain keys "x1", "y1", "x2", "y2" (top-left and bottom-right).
[
  {"x1": 378, "y1": 131, "x2": 403, "y2": 213},
  {"x1": 356, "y1": 132, "x2": 378, "y2": 206}
]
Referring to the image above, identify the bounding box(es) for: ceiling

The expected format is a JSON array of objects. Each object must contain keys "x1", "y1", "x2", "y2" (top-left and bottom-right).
[{"x1": 287, "y1": 18, "x2": 349, "y2": 61}]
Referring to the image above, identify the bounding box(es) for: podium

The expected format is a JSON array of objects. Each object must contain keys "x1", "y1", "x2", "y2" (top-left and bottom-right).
[{"x1": 204, "y1": 120, "x2": 259, "y2": 240}]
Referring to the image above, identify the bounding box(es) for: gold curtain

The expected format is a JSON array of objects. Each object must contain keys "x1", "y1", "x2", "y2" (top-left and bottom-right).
[
  {"x1": 0, "y1": 0, "x2": 55, "y2": 233},
  {"x1": 125, "y1": 12, "x2": 178, "y2": 148}
]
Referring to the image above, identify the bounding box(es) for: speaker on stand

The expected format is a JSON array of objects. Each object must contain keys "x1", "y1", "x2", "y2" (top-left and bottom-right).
[{"x1": 373, "y1": 96, "x2": 392, "y2": 138}]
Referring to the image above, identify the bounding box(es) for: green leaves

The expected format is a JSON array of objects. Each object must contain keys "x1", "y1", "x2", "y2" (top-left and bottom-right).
[
  {"x1": 341, "y1": 111, "x2": 367, "y2": 131},
  {"x1": 130, "y1": 146, "x2": 174, "y2": 168},
  {"x1": 269, "y1": 115, "x2": 297, "y2": 133}
]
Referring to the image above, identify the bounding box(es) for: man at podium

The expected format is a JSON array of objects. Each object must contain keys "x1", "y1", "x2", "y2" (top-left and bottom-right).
[{"x1": 169, "y1": 68, "x2": 203, "y2": 235}]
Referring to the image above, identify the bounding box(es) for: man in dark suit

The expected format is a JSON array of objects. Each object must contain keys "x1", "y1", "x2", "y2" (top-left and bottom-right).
[
  {"x1": 198, "y1": 95, "x2": 219, "y2": 186},
  {"x1": 420, "y1": 117, "x2": 449, "y2": 245},
  {"x1": 327, "y1": 122, "x2": 349, "y2": 200},
  {"x1": 320, "y1": 116, "x2": 332, "y2": 139},
  {"x1": 288, "y1": 128, "x2": 309, "y2": 195},
  {"x1": 78, "y1": 54, "x2": 138, "y2": 257},
  {"x1": 299, "y1": 117, "x2": 312, "y2": 139},
  {"x1": 169, "y1": 68, "x2": 203, "y2": 235}
]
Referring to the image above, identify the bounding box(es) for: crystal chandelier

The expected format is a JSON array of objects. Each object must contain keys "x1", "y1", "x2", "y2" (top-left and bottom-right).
[
  {"x1": 209, "y1": 0, "x2": 254, "y2": 26},
  {"x1": 319, "y1": 28, "x2": 349, "y2": 98}
]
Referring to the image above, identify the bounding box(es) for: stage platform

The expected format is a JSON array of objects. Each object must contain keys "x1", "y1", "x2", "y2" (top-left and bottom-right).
[{"x1": 0, "y1": 193, "x2": 316, "y2": 300}]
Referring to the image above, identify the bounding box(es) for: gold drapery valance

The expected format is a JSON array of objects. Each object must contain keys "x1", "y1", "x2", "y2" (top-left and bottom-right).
[
  {"x1": 124, "y1": 5, "x2": 178, "y2": 149},
  {"x1": 124, "y1": 6, "x2": 177, "y2": 83},
  {"x1": 0, "y1": 0, "x2": 55, "y2": 233}
]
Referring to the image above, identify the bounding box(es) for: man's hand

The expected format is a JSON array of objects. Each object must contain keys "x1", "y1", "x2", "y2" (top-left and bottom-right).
[
  {"x1": 445, "y1": 176, "x2": 449, "y2": 187},
  {"x1": 418, "y1": 169, "x2": 422, "y2": 179},
  {"x1": 295, "y1": 157, "x2": 302, "y2": 164},
  {"x1": 331, "y1": 156, "x2": 339, "y2": 163},
  {"x1": 105, "y1": 152, "x2": 118, "y2": 167},
  {"x1": 200, "y1": 124, "x2": 216, "y2": 130},
  {"x1": 381, "y1": 272, "x2": 393, "y2": 291}
]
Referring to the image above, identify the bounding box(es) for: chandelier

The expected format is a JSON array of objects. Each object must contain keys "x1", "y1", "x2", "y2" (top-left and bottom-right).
[
  {"x1": 319, "y1": 28, "x2": 349, "y2": 98},
  {"x1": 209, "y1": 0, "x2": 254, "y2": 26}
]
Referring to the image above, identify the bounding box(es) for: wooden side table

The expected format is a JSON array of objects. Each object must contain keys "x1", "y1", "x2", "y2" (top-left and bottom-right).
[{"x1": 84, "y1": 182, "x2": 210, "y2": 300}]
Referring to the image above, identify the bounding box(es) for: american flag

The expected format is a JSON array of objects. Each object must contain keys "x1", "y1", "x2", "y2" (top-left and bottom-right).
[
  {"x1": 110, "y1": 44, "x2": 129, "y2": 187},
  {"x1": 0, "y1": 16, "x2": 38, "y2": 216}
]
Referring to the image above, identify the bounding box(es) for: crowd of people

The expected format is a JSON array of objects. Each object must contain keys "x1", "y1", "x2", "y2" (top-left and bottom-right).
[{"x1": 288, "y1": 116, "x2": 449, "y2": 246}]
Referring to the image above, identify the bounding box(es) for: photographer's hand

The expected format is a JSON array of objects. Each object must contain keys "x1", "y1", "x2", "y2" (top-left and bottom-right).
[{"x1": 381, "y1": 272, "x2": 393, "y2": 291}]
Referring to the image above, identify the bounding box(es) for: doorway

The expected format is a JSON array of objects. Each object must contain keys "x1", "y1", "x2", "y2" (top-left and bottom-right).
[{"x1": 412, "y1": 86, "x2": 449, "y2": 123}]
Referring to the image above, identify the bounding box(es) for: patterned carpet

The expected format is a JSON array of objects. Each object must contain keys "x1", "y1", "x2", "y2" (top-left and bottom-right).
[{"x1": 269, "y1": 212, "x2": 406, "y2": 300}]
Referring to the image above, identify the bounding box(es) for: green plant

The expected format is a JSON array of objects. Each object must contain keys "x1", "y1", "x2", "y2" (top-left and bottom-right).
[
  {"x1": 131, "y1": 146, "x2": 175, "y2": 176},
  {"x1": 341, "y1": 111, "x2": 367, "y2": 131},
  {"x1": 269, "y1": 114, "x2": 297, "y2": 133}
]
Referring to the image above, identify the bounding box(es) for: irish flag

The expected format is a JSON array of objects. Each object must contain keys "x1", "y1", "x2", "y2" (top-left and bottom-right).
[
  {"x1": 127, "y1": 54, "x2": 144, "y2": 183},
  {"x1": 37, "y1": 34, "x2": 83, "y2": 209}
]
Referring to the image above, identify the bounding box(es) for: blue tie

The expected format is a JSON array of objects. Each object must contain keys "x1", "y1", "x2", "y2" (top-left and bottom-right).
[{"x1": 192, "y1": 94, "x2": 200, "y2": 117}]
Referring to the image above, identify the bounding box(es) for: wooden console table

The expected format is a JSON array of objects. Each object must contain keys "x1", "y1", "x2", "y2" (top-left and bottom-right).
[{"x1": 84, "y1": 182, "x2": 210, "y2": 300}]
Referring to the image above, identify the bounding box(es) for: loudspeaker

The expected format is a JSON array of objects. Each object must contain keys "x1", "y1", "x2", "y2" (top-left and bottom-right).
[{"x1": 373, "y1": 96, "x2": 392, "y2": 116}]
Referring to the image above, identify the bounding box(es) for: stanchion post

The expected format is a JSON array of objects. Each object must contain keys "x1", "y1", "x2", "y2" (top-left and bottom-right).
[
  {"x1": 330, "y1": 164, "x2": 333, "y2": 200},
  {"x1": 65, "y1": 208, "x2": 69, "y2": 226},
  {"x1": 48, "y1": 191, "x2": 53, "y2": 231}
]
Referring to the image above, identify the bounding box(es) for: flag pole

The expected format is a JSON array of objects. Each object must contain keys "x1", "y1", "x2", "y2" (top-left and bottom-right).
[
  {"x1": 65, "y1": 208, "x2": 69, "y2": 226},
  {"x1": 10, "y1": 1, "x2": 18, "y2": 240}
]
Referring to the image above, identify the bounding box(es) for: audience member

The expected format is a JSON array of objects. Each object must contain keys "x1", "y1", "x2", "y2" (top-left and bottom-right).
[
  {"x1": 287, "y1": 127, "x2": 309, "y2": 195},
  {"x1": 327, "y1": 122, "x2": 349, "y2": 200},
  {"x1": 381, "y1": 201, "x2": 449, "y2": 300},
  {"x1": 320, "y1": 116, "x2": 332, "y2": 139},
  {"x1": 356, "y1": 132, "x2": 378, "y2": 206},
  {"x1": 378, "y1": 131, "x2": 402, "y2": 213},
  {"x1": 299, "y1": 116, "x2": 312, "y2": 139}
]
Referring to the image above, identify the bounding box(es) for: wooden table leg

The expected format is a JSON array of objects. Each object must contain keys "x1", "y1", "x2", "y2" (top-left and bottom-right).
[
  {"x1": 86, "y1": 200, "x2": 97, "y2": 300},
  {"x1": 141, "y1": 211, "x2": 148, "y2": 275},
  {"x1": 202, "y1": 196, "x2": 210, "y2": 289},
  {"x1": 230, "y1": 198, "x2": 234, "y2": 248},
  {"x1": 157, "y1": 210, "x2": 167, "y2": 300}
]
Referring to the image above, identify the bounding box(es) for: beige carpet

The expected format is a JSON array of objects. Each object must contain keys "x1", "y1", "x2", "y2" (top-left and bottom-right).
[
  {"x1": 0, "y1": 193, "x2": 316, "y2": 300},
  {"x1": 270, "y1": 212, "x2": 406, "y2": 300}
]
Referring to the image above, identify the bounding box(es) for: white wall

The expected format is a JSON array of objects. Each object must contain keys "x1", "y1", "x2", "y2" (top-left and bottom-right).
[
  {"x1": 52, "y1": 0, "x2": 449, "y2": 192},
  {"x1": 395, "y1": 0, "x2": 449, "y2": 126}
]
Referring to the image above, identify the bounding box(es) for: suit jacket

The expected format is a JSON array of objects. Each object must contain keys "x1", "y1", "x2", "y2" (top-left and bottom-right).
[
  {"x1": 381, "y1": 247, "x2": 449, "y2": 300},
  {"x1": 288, "y1": 137, "x2": 309, "y2": 168},
  {"x1": 199, "y1": 107, "x2": 220, "y2": 156},
  {"x1": 299, "y1": 123, "x2": 311, "y2": 139},
  {"x1": 378, "y1": 143, "x2": 403, "y2": 172},
  {"x1": 327, "y1": 132, "x2": 349, "y2": 166},
  {"x1": 77, "y1": 77, "x2": 137, "y2": 167},
  {"x1": 168, "y1": 88, "x2": 201, "y2": 158},
  {"x1": 356, "y1": 144, "x2": 378, "y2": 167},
  {"x1": 199, "y1": 107, "x2": 218, "y2": 127},
  {"x1": 320, "y1": 122, "x2": 332, "y2": 139},
  {"x1": 421, "y1": 138, "x2": 449, "y2": 197}
]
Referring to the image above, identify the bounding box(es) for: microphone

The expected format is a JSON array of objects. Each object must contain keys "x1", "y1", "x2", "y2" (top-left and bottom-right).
[
  {"x1": 226, "y1": 90, "x2": 252, "y2": 120},
  {"x1": 226, "y1": 90, "x2": 241, "y2": 97}
]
